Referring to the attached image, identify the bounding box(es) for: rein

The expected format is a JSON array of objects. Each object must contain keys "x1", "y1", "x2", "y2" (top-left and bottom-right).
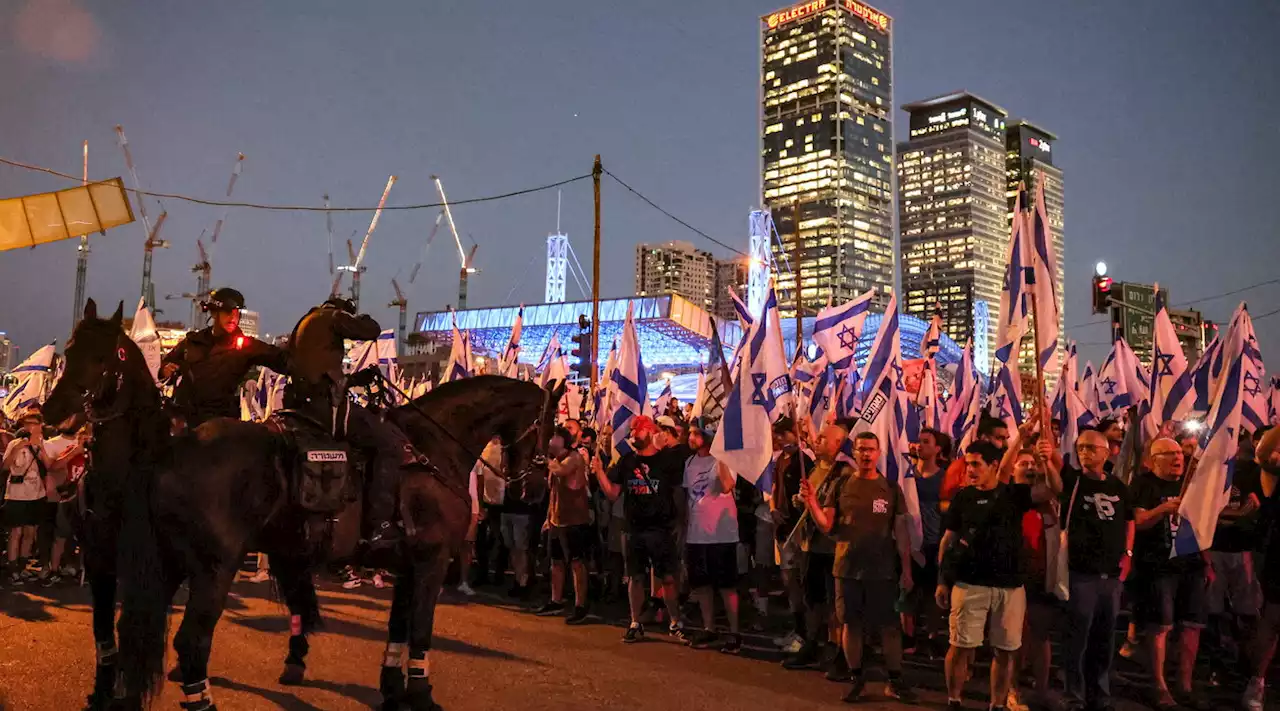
[{"x1": 82, "y1": 337, "x2": 133, "y2": 424}]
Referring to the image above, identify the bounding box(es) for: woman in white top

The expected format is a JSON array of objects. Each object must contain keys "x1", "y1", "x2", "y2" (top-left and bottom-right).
[{"x1": 4, "y1": 409, "x2": 53, "y2": 584}]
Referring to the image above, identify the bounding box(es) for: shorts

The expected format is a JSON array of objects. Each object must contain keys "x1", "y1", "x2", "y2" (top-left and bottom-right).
[
  {"x1": 53, "y1": 500, "x2": 76, "y2": 539},
  {"x1": 686, "y1": 543, "x2": 740, "y2": 589},
  {"x1": 3, "y1": 498, "x2": 48, "y2": 528},
  {"x1": 949, "y1": 583, "x2": 1027, "y2": 651},
  {"x1": 625, "y1": 527, "x2": 678, "y2": 579},
  {"x1": 1134, "y1": 569, "x2": 1209, "y2": 631},
  {"x1": 607, "y1": 515, "x2": 626, "y2": 554},
  {"x1": 550, "y1": 524, "x2": 593, "y2": 563},
  {"x1": 804, "y1": 553, "x2": 835, "y2": 608},
  {"x1": 500, "y1": 513, "x2": 531, "y2": 552},
  {"x1": 836, "y1": 578, "x2": 900, "y2": 630},
  {"x1": 1207, "y1": 551, "x2": 1260, "y2": 618}
]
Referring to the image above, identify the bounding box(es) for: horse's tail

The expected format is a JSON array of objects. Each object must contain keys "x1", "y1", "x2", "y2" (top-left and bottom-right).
[{"x1": 117, "y1": 461, "x2": 171, "y2": 703}]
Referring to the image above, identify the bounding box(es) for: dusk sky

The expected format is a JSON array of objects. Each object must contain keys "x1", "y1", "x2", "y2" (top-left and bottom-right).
[{"x1": 2, "y1": 0, "x2": 1278, "y2": 368}]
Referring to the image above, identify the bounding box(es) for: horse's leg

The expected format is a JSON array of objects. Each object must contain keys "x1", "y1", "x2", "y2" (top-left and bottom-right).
[
  {"x1": 271, "y1": 550, "x2": 320, "y2": 686},
  {"x1": 403, "y1": 546, "x2": 452, "y2": 711},
  {"x1": 380, "y1": 553, "x2": 413, "y2": 711},
  {"x1": 85, "y1": 565, "x2": 119, "y2": 710},
  {"x1": 171, "y1": 566, "x2": 237, "y2": 711}
]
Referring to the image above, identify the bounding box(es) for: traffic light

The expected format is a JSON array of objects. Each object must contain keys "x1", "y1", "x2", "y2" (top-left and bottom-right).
[
  {"x1": 1091, "y1": 274, "x2": 1113, "y2": 314},
  {"x1": 570, "y1": 314, "x2": 594, "y2": 382},
  {"x1": 1204, "y1": 319, "x2": 1219, "y2": 342}
]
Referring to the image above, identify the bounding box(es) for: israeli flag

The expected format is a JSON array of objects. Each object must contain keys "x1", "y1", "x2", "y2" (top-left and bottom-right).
[
  {"x1": 834, "y1": 369, "x2": 862, "y2": 421},
  {"x1": 3, "y1": 344, "x2": 55, "y2": 420},
  {"x1": 1175, "y1": 303, "x2": 1248, "y2": 556},
  {"x1": 812, "y1": 289, "x2": 873, "y2": 371},
  {"x1": 940, "y1": 342, "x2": 979, "y2": 451},
  {"x1": 653, "y1": 378, "x2": 674, "y2": 418},
  {"x1": 499, "y1": 306, "x2": 523, "y2": 377},
  {"x1": 1080, "y1": 360, "x2": 1101, "y2": 420},
  {"x1": 610, "y1": 302, "x2": 647, "y2": 458},
  {"x1": 988, "y1": 362, "x2": 1024, "y2": 445},
  {"x1": 1144, "y1": 289, "x2": 1195, "y2": 439},
  {"x1": 1097, "y1": 338, "x2": 1147, "y2": 416},
  {"x1": 441, "y1": 317, "x2": 473, "y2": 384},
  {"x1": 808, "y1": 364, "x2": 835, "y2": 432},
  {"x1": 996, "y1": 185, "x2": 1032, "y2": 364},
  {"x1": 1266, "y1": 377, "x2": 1280, "y2": 426},
  {"x1": 595, "y1": 337, "x2": 618, "y2": 431},
  {"x1": 539, "y1": 337, "x2": 569, "y2": 390},
  {"x1": 711, "y1": 286, "x2": 792, "y2": 484},
  {"x1": 130, "y1": 297, "x2": 162, "y2": 382},
  {"x1": 1225, "y1": 303, "x2": 1267, "y2": 433},
  {"x1": 1029, "y1": 175, "x2": 1060, "y2": 376},
  {"x1": 1054, "y1": 343, "x2": 1098, "y2": 469},
  {"x1": 1190, "y1": 336, "x2": 1224, "y2": 416}
]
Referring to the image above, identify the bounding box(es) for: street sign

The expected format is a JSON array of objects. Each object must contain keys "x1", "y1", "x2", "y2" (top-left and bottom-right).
[{"x1": 1117, "y1": 282, "x2": 1157, "y2": 365}]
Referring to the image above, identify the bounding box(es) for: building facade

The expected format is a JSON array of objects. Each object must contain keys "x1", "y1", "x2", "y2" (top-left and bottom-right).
[
  {"x1": 761, "y1": 0, "x2": 895, "y2": 317},
  {"x1": 634, "y1": 241, "x2": 716, "y2": 312},
  {"x1": 0, "y1": 332, "x2": 15, "y2": 373},
  {"x1": 1007, "y1": 121, "x2": 1065, "y2": 376},
  {"x1": 897, "y1": 92, "x2": 1010, "y2": 366},
  {"x1": 713, "y1": 257, "x2": 750, "y2": 322}
]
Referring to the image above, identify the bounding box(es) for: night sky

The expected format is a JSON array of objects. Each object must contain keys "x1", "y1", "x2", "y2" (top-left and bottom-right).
[{"x1": 2, "y1": 0, "x2": 1278, "y2": 369}]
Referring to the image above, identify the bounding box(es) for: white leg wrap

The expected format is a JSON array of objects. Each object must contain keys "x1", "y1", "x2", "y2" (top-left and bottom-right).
[{"x1": 383, "y1": 642, "x2": 406, "y2": 668}]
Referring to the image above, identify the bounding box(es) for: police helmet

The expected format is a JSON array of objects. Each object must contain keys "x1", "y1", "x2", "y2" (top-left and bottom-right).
[
  {"x1": 324, "y1": 296, "x2": 357, "y2": 315},
  {"x1": 202, "y1": 287, "x2": 246, "y2": 313}
]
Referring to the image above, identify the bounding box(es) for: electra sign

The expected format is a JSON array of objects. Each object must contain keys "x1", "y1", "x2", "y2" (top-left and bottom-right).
[
  {"x1": 842, "y1": 0, "x2": 890, "y2": 31},
  {"x1": 764, "y1": 0, "x2": 890, "y2": 31}
]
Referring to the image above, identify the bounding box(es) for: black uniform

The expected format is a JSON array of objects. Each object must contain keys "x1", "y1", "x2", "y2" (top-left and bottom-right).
[
  {"x1": 285, "y1": 302, "x2": 417, "y2": 538},
  {"x1": 163, "y1": 326, "x2": 287, "y2": 426}
]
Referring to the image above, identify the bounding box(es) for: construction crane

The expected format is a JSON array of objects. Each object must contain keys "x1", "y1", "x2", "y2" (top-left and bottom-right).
[
  {"x1": 71, "y1": 140, "x2": 90, "y2": 331},
  {"x1": 332, "y1": 175, "x2": 396, "y2": 310},
  {"x1": 431, "y1": 175, "x2": 479, "y2": 309},
  {"x1": 116, "y1": 125, "x2": 169, "y2": 310},
  {"x1": 182, "y1": 153, "x2": 246, "y2": 329},
  {"x1": 408, "y1": 210, "x2": 445, "y2": 285},
  {"x1": 388, "y1": 278, "x2": 408, "y2": 350},
  {"x1": 324, "y1": 194, "x2": 335, "y2": 276}
]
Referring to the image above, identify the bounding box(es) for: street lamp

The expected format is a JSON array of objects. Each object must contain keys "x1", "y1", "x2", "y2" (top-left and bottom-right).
[{"x1": 1095, "y1": 261, "x2": 1108, "y2": 277}]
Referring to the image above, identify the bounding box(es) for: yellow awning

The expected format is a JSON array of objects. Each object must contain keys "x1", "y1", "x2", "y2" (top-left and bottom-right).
[{"x1": 0, "y1": 178, "x2": 134, "y2": 251}]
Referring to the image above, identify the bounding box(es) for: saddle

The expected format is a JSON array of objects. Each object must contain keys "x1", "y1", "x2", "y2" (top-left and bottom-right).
[{"x1": 265, "y1": 410, "x2": 360, "y2": 515}]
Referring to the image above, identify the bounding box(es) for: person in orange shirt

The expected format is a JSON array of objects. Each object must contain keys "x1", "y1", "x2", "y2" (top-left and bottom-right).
[{"x1": 940, "y1": 416, "x2": 1012, "y2": 509}]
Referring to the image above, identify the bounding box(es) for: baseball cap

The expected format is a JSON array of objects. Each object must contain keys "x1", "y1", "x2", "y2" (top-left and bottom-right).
[{"x1": 655, "y1": 415, "x2": 679, "y2": 431}]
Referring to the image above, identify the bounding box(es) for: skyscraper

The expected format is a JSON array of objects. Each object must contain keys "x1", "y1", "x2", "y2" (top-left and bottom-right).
[
  {"x1": 898, "y1": 92, "x2": 1010, "y2": 367},
  {"x1": 761, "y1": 0, "x2": 895, "y2": 317},
  {"x1": 634, "y1": 241, "x2": 716, "y2": 312},
  {"x1": 1007, "y1": 121, "x2": 1065, "y2": 376},
  {"x1": 713, "y1": 256, "x2": 751, "y2": 321}
]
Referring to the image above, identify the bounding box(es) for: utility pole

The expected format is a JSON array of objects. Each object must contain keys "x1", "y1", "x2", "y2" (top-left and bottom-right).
[
  {"x1": 792, "y1": 196, "x2": 803, "y2": 357},
  {"x1": 590, "y1": 155, "x2": 602, "y2": 390},
  {"x1": 72, "y1": 140, "x2": 90, "y2": 332}
]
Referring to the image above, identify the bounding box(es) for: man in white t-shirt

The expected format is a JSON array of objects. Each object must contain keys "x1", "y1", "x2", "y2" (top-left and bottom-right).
[
  {"x1": 682, "y1": 424, "x2": 743, "y2": 653},
  {"x1": 3, "y1": 409, "x2": 53, "y2": 585},
  {"x1": 40, "y1": 426, "x2": 86, "y2": 585}
]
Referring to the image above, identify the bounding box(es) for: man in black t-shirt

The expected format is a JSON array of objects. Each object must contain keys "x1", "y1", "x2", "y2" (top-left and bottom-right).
[
  {"x1": 593, "y1": 415, "x2": 686, "y2": 643},
  {"x1": 1242, "y1": 427, "x2": 1280, "y2": 711},
  {"x1": 1044, "y1": 429, "x2": 1134, "y2": 711},
  {"x1": 938, "y1": 440, "x2": 1054, "y2": 711},
  {"x1": 1131, "y1": 437, "x2": 1209, "y2": 710}
]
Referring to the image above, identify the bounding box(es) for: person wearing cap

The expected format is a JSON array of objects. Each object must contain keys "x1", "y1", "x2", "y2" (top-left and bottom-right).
[
  {"x1": 3, "y1": 408, "x2": 53, "y2": 585},
  {"x1": 286, "y1": 297, "x2": 420, "y2": 552},
  {"x1": 592, "y1": 414, "x2": 688, "y2": 643},
  {"x1": 682, "y1": 423, "x2": 744, "y2": 653},
  {"x1": 770, "y1": 416, "x2": 814, "y2": 653},
  {"x1": 655, "y1": 415, "x2": 690, "y2": 459},
  {"x1": 160, "y1": 287, "x2": 288, "y2": 427}
]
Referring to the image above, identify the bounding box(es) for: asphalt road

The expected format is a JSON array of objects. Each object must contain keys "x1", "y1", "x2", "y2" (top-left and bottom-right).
[{"x1": 0, "y1": 577, "x2": 1248, "y2": 710}]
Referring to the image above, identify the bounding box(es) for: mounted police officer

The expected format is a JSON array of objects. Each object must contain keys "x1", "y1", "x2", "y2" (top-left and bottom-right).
[
  {"x1": 285, "y1": 296, "x2": 416, "y2": 552},
  {"x1": 160, "y1": 287, "x2": 288, "y2": 427}
]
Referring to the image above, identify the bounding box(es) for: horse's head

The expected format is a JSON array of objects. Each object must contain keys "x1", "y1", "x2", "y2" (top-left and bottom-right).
[
  {"x1": 45, "y1": 298, "x2": 149, "y2": 430},
  {"x1": 502, "y1": 378, "x2": 567, "y2": 485}
]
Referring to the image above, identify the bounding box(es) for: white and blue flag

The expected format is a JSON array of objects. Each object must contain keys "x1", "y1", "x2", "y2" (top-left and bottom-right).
[
  {"x1": 711, "y1": 286, "x2": 792, "y2": 484},
  {"x1": 1191, "y1": 336, "x2": 1225, "y2": 416},
  {"x1": 610, "y1": 302, "x2": 647, "y2": 457},
  {"x1": 653, "y1": 377, "x2": 674, "y2": 418},
  {"x1": 499, "y1": 306, "x2": 523, "y2": 377},
  {"x1": 1097, "y1": 338, "x2": 1147, "y2": 416},
  {"x1": 1029, "y1": 175, "x2": 1060, "y2": 376},
  {"x1": 3, "y1": 344, "x2": 55, "y2": 420},
  {"x1": 996, "y1": 185, "x2": 1032, "y2": 364},
  {"x1": 812, "y1": 290, "x2": 873, "y2": 371},
  {"x1": 1143, "y1": 289, "x2": 1195, "y2": 440},
  {"x1": 441, "y1": 317, "x2": 474, "y2": 384},
  {"x1": 1266, "y1": 377, "x2": 1280, "y2": 426},
  {"x1": 1225, "y1": 303, "x2": 1267, "y2": 433},
  {"x1": 988, "y1": 362, "x2": 1024, "y2": 444}
]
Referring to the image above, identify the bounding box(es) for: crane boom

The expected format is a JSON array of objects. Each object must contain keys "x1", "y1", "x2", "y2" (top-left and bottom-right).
[
  {"x1": 431, "y1": 176, "x2": 467, "y2": 266},
  {"x1": 353, "y1": 175, "x2": 396, "y2": 270}
]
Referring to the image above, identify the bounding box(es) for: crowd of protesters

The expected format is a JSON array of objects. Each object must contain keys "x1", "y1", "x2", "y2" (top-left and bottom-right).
[{"x1": 5, "y1": 394, "x2": 1279, "y2": 711}]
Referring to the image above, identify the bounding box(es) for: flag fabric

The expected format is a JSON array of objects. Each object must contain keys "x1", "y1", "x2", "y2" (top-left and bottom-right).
[
  {"x1": 1266, "y1": 377, "x2": 1280, "y2": 426},
  {"x1": 812, "y1": 290, "x2": 873, "y2": 371},
  {"x1": 727, "y1": 288, "x2": 754, "y2": 372},
  {"x1": 499, "y1": 306, "x2": 524, "y2": 377},
  {"x1": 595, "y1": 337, "x2": 619, "y2": 430},
  {"x1": 1144, "y1": 289, "x2": 1195, "y2": 441},
  {"x1": 988, "y1": 362, "x2": 1025, "y2": 443},
  {"x1": 698, "y1": 319, "x2": 732, "y2": 423},
  {"x1": 1097, "y1": 338, "x2": 1147, "y2": 416},
  {"x1": 441, "y1": 318, "x2": 474, "y2": 384},
  {"x1": 1028, "y1": 175, "x2": 1060, "y2": 376},
  {"x1": 3, "y1": 344, "x2": 55, "y2": 420},
  {"x1": 348, "y1": 340, "x2": 377, "y2": 373},
  {"x1": 1056, "y1": 349, "x2": 1098, "y2": 469},
  {"x1": 711, "y1": 286, "x2": 793, "y2": 484},
  {"x1": 609, "y1": 302, "x2": 647, "y2": 458},
  {"x1": 130, "y1": 297, "x2": 162, "y2": 382},
  {"x1": 1080, "y1": 360, "x2": 1101, "y2": 421},
  {"x1": 996, "y1": 185, "x2": 1032, "y2": 364},
  {"x1": 834, "y1": 369, "x2": 862, "y2": 421},
  {"x1": 1175, "y1": 305, "x2": 1248, "y2": 556},
  {"x1": 540, "y1": 343, "x2": 569, "y2": 390},
  {"x1": 1191, "y1": 336, "x2": 1224, "y2": 416},
  {"x1": 808, "y1": 364, "x2": 835, "y2": 431},
  {"x1": 1225, "y1": 304, "x2": 1267, "y2": 433},
  {"x1": 689, "y1": 365, "x2": 708, "y2": 420},
  {"x1": 915, "y1": 307, "x2": 944, "y2": 431},
  {"x1": 940, "y1": 342, "x2": 979, "y2": 450},
  {"x1": 654, "y1": 378, "x2": 674, "y2": 418}
]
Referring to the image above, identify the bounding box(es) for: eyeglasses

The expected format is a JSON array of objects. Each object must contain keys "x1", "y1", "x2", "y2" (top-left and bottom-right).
[{"x1": 1076, "y1": 444, "x2": 1105, "y2": 451}]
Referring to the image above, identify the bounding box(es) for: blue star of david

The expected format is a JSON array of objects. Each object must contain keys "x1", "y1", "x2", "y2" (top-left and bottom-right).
[
  {"x1": 1154, "y1": 353, "x2": 1174, "y2": 378},
  {"x1": 1244, "y1": 371, "x2": 1262, "y2": 398},
  {"x1": 1101, "y1": 377, "x2": 1118, "y2": 395},
  {"x1": 995, "y1": 394, "x2": 1009, "y2": 419},
  {"x1": 837, "y1": 323, "x2": 858, "y2": 350},
  {"x1": 891, "y1": 361, "x2": 904, "y2": 389},
  {"x1": 750, "y1": 373, "x2": 771, "y2": 407}
]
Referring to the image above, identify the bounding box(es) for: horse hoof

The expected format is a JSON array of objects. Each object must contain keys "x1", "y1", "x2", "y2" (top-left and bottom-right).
[{"x1": 278, "y1": 663, "x2": 306, "y2": 686}]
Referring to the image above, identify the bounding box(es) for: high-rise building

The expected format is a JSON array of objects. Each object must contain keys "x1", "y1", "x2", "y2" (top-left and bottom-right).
[
  {"x1": 898, "y1": 92, "x2": 1010, "y2": 366},
  {"x1": 761, "y1": 0, "x2": 895, "y2": 317},
  {"x1": 1006, "y1": 120, "x2": 1065, "y2": 375},
  {"x1": 713, "y1": 257, "x2": 751, "y2": 321},
  {"x1": 0, "y1": 332, "x2": 15, "y2": 373},
  {"x1": 634, "y1": 241, "x2": 716, "y2": 312}
]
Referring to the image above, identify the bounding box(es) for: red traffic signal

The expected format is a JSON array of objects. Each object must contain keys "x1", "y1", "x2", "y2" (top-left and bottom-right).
[{"x1": 1092, "y1": 275, "x2": 1113, "y2": 314}]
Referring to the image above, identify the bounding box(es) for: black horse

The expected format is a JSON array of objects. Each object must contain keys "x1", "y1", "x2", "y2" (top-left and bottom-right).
[{"x1": 49, "y1": 299, "x2": 561, "y2": 710}]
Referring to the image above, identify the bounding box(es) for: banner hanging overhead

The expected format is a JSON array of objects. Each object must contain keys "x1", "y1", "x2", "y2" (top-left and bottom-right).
[{"x1": 0, "y1": 178, "x2": 134, "y2": 251}]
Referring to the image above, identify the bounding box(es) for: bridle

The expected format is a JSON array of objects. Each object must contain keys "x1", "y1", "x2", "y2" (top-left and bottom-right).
[{"x1": 77, "y1": 334, "x2": 133, "y2": 425}]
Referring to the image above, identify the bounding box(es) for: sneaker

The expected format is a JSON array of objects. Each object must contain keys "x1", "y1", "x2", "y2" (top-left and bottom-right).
[
  {"x1": 565, "y1": 607, "x2": 589, "y2": 625},
  {"x1": 40, "y1": 573, "x2": 63, "y2": 588},
  {"x1": 456, "y1": 582, "x2": 476, "y2": 597},
  {"x1": 687, "y1": 630, "x2": 720, "y2": 649},
  {"x1": 842, "y1": 674, "x2": 866, "y2": 703},
  {"x1": 534, "y1": 600, "x2": 567, "y2": 616},
  {"x1": 719, "y1": 634, "x2": 743, "y2": 655},
  {"x1": 1007, "y1": 688, "x2": 1029, "y2": 711},
  {"x1": 773, "y1": 631, "x2": 802, "y2": 648},
  {"x1": 885, "y1": 676, "x2": 916, "y2": 703},
  {"x1": 372, "y1": 571, "x2": 388, "y2": 589},
  {"x1": 669, "y1": 622, "x2": 689, "y2": 643},
  {"x1": 782, "y1": 641, "x2": 820, "y2": 670},
  {"x1": 782, "y1": 637, "x2": 805, "y2": 654},
  {"x1": 622, "y1": 622, "x2": 644, "y2": 644},
  {"x1": 340, "y1": 567, "x2": 363, "y2": 589},
  {"x1": 1118, "y1": 640, "x2": 1136, "y2": 659},
  {"x1": 247, "y1": 570, "x2": 271, "y2": 583},
  {"x1": 1243, "y1": 676, "x2": 1265, "y2": 711},
  {"x1": 9, "y1": 571, "x2": 24, "y2": 586}
]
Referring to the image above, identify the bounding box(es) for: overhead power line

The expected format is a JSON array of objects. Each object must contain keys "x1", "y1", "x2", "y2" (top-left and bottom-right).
[
  {"x1": 602, "y1": 168, "x2": 747, "y2": 257},
  {"x1": 0, "y1": 155, "x2": 591, "y2": 212}
]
